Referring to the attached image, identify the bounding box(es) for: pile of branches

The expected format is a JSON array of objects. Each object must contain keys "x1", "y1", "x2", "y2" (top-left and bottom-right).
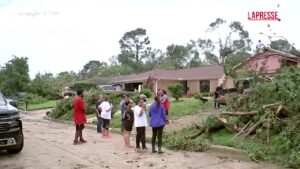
[{"x1": 189, "y1": 67, "x2": 300, "y2": 167}]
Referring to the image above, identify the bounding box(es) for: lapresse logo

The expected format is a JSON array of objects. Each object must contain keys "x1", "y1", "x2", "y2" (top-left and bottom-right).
[{"x1": 248, "y1": 11, "x2": 281, "y2": 21}]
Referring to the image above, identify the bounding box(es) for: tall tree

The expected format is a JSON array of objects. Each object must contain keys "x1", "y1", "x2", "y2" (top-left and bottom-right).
[
  {"x1": 270, "y1": 39, "x2": 300, "y2": 57},
  {"x1": 30, "y1": 72, "x2": 55, "y2": 98},
  {"x1": 118, "y1": 28, "x2": 151, "y2": 68},
  {"x1": 81, "y1": 60, "x2": 107, "y2": 78},
  {"x1": 166, "y1": 44, "x2": 189, "y2": 69},
  {"x1": 0, "y1": 56, "x2": 30, "y2": 96},
  {"x1": 207, "y1": 18, "x2": 252, "y2": 64}
]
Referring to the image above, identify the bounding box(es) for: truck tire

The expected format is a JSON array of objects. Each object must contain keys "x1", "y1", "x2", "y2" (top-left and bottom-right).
[{"x1": 7, "y1": 134, "x2": 24, "y2": 154}]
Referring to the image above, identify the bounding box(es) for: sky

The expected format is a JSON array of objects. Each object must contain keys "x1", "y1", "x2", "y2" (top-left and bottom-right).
[{"x1": 0, "y1": 0, "x2": 299, "y2": 78}]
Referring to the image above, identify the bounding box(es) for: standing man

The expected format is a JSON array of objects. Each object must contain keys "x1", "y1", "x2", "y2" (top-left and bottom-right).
[
  {"x1": 99, "y1": 96, "x2": 112, "y2": 138},
  {"x1": 73, "y1": 90, "x2": 87, "y2": 145}
]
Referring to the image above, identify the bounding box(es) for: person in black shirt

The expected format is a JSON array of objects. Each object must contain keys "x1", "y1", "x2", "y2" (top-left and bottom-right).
[
  {"x1": 95, "y1": 96, "x2": 103, "y2": 133},
  {"x1": 122, "y1": 100, "x2": 134, "y2": 148},
  {"x1": 214, "y1": 86, "x2": 222, "y2": 109}
]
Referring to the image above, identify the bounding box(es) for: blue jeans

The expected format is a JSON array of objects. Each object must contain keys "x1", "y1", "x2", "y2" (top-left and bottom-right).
[{"x1": 97, "y1": 117, "x2": 102, "y2": 133}]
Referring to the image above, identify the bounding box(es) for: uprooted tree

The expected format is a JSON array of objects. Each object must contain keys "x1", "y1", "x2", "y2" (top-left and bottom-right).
[{"x1": 190, "y1": 66, "x2": 300, "y2": 167}]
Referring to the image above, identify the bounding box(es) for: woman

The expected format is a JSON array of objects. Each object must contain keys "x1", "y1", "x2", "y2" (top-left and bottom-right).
[
  {"x1": 133, "y1": 99, "x2": 148, "y2": 150},
  {"x1": 122, "y1": 100, "x2": 134, "y2": 148},
  {"x1": 149, "y1": 96, "x2": 166, "y2": 154},
  {"x1": 160, "y1": 90, "x2": 170, "y2": 124}
]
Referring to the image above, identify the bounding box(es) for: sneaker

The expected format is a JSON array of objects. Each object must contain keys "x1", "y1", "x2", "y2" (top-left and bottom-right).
[
  {"x1": 80, "y1": 139, "x2": 87, "y2": 143},
  {"x1": 73, "y1": 140, "x2": 81, "y2": 145},
  {"x1": 142, "y1": 147, "x2": 148, "y2": 150}
]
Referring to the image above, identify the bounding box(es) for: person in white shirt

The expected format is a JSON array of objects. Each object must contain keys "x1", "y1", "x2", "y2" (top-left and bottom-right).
[
  {"x1": 98, "y1": 96, "x2": 111, "y2": 138},
  {"x1": 134, "y1": 99, "x2": 148, "y2": 150},
  {"x1": 256, "y1": 40, "x2": 265, "y2": 53}
]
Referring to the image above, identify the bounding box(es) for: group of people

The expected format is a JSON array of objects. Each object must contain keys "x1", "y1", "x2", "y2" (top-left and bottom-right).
[{"x1": 72, "y1": 89, "x2": 170, "y2": 154}]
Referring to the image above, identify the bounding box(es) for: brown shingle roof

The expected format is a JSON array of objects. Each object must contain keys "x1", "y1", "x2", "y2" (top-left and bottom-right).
[{"x1": 114, "y1": 65, "x2": 224, "y2": 83}]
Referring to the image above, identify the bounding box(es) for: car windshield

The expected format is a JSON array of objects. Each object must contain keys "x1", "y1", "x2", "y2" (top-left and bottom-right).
[{"x1": 0, "y1": 93, "x2": 7, "y2": 106}]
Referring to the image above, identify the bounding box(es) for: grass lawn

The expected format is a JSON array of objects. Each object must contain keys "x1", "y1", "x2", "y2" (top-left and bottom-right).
[
  {"x1": 169, "y1": 97, "x2": 214, "y2": 118},
  {"x1": 19, "y1": 100, "x2": 57, "y2": 111}
]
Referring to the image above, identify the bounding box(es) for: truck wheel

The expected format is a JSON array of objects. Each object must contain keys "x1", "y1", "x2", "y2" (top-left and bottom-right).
[{"x1": 7, "y1": 135, "x2": 24, "y2": 154}]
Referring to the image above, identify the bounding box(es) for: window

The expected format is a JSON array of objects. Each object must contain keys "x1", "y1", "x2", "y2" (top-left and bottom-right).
[{"x1": 200, "y1": 80, "x2": 210, "y2": 93}]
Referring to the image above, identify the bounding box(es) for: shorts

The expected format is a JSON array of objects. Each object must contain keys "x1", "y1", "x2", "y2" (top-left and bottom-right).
[
  {"x1": 102, "y1": 118, "x2": 110, "y2": 129},
  {"x1": 76, "y1": 124, "x2": 85, "y2": 131}
]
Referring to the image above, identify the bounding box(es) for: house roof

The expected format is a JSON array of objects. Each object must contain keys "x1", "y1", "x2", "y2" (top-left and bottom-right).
[
  {"x1": 233, "y1": 48, "x2": 300, "y2": 70},
  {"x1": 113, "y1": 65, "x2": 224, "y2": 83}
]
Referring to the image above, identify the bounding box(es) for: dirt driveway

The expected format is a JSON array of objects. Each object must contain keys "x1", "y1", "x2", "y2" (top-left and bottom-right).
[{"x1": 0, "y1": 110, "x2": 284, "y2": 169}]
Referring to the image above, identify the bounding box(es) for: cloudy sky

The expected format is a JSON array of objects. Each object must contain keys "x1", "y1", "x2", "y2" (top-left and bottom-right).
[{"x1": 0, "y1": 0, "x2": 299, "y2": 78}]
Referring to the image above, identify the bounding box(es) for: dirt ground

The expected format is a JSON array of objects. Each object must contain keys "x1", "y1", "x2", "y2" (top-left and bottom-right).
[{"x1": 0, "y1": 109, "x2": 284, "y2": 169}]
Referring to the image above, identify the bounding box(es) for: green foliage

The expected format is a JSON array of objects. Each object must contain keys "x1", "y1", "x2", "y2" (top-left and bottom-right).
[
  {"x1": 0, "y1": 56, "x2": 30, "y2": 96},
  {"x1": 18, "y1": 93, "x2": 48, "y2": 104},
  {"x1": 227, "y1": 66, "x2": 300, "y2": 168},
  {"x1": 224, "y1": 52, "x2": 250, "y2": 77},
  {"x1": 170, "y1": 98, "x2": 213, "y2": 118},
  {"x1": 52, "y1": 88, "x2": 138, "y2": 120},
  {"x1": 118, "y1": 28, "x2": 151, "y2": 70},
  {"x1": 100, "y1": 65, "x2": 135, "y2": 77},
  {"x1": 19, "y1": 100, "x2": 57, "y2": 111},
  {"x1": 51, "y1": 98, "x2": 73, "y2": 119},
  {"x1": 70, "y1": 83, "x2": 97, "y2": 92},
  {"x1": 166, "y1": 44, "x2": 189, "y2": 69},
  {"x1": 168, "y1": 83, "x2": 184, "y2": 101},
  {"x1": 80, "y1": 60, "x2": 107, "y2": 78},
  {"x1": 193, "y1": 92, "x2": 214, "y2": 98},
  {"x1": 30, "y1": 72, "x2": 60, "y2": 100},
  {"x1": 205, "y1": 115, "x2": 220, "y2": 128},
  {"x1": 163, "y1": 125, "x2": 208, "y2": 152},
  {"x1": 140, "y1": 88, "x2": 152, "y2": 98},
  {"x1": 84, "y1": 88, "x2": 103, "y2": 115},
  {"x1": 207, "y1": 18, "x2": 252, "y2": 64}
]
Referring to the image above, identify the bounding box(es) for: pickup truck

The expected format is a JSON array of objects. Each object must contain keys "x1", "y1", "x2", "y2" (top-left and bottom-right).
[{"x1": 0, "y1": 92, "x2": 24, "y2": 153}]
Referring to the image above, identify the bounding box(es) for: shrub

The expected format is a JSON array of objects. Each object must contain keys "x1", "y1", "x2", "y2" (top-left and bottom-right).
[
  {"x1": 18, "y1": 93, "x2": 48, "y2": 105},
  {"x1": 163, "y1": 125, "x2": 208, "y2": 152},
  {"x1": 200, "y1": 92, "x2": 214, "y2": 97},
  {"x1": 168, "y1": 83, "x2": 184, "y2": 101},
  {"x1": 140, "y1": 88, "x2": 152, "y2": 98},
  {"x1": 51, "y1": 98, "x2": 73, "y2": 119}
]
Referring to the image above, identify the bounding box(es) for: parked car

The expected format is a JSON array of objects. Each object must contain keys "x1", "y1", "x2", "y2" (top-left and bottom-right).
[{"x1": 0, "y1": 92, "x2": 24, "y2": 153}]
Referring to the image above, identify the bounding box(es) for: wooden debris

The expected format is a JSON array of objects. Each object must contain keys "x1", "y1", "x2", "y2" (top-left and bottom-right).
[{"x1": 219, "y1": 111, "x2": 257, "y2": 116}]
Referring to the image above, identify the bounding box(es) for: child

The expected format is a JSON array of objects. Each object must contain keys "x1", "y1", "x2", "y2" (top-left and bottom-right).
[
  {"x1": 134, "y1": 99, "x2": 148, "y2": 150},
  {"x1": 122, "y1": 100, "x2": 134, "y2": 148},
  {"x1": 98, "y1": 96, "x2": 111, "y2": 138}
]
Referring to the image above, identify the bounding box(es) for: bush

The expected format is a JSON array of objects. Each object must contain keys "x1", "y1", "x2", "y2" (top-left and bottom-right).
[
  {"x1": 51, "y1": 88, "x2": 139, "y2": 120},
  {"x1": 168, "y1": 83, "x2": 184, "y2": 101},
  {"x1": 51, "y1": 98, "x2": 73, "y2": 119},
  {"x1": 18, "y1": 93, "x2": 48, "y2": 105},
  {"x1": 140, "y1": 88, "x2": 152, "y2": 98},
  {"x1": 200, "y1": 92, "x2": 214, "y2": 97},
  {"x1": 163, "y1": 125, "x2": 208, "y2": 152}
]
